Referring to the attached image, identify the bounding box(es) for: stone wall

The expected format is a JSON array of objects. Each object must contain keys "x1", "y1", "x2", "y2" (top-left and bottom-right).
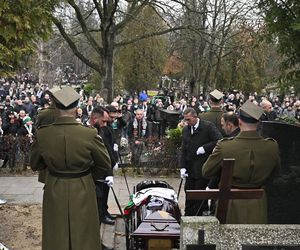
[{"x1": 181, "y1": 216, "x2": 300, "y2": 250}]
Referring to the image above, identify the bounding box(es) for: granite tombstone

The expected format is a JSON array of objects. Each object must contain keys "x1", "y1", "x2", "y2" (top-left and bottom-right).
[{"x1": 262, "y1": 121, "x2": 300, "y2": 224}]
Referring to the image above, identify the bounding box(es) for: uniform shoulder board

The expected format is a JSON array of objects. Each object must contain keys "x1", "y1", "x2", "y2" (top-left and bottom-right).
[
  {"x1": 38, "y1": 124, "x2": 52, "y2": 129},
  {"x1": 37, "y1": 107, "x2": 45, "y2": 113},
  {"x1": 265, "y1": 137, "x2": 276, "y2": 142},
  {"x1": 219, "y1": 137, "x2": 234, "y2": 142}
]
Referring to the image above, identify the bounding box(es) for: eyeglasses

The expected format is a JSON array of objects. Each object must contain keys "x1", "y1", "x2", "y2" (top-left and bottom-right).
[{"x1": 184, "y1": 116, "x2": 197, "y2": 122}]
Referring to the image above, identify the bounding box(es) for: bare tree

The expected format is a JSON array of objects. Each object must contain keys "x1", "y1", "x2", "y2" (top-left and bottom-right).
[
  {"x1": 174, "y1": 0, "x2": 259, "y2": 95},
  {"x1": 49, "y1": 0, "x2": 187, "y2": 102}
]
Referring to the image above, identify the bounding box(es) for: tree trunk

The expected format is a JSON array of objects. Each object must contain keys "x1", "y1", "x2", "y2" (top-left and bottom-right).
[
  {"x1": 38, "y1": 41, "x2": 46, "y2": 85},
  {"x1": 102, "y1": 46, "x2": 114, "y2": 103}
]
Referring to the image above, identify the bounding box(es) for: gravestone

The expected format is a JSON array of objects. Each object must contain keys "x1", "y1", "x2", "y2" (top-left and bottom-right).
[
  {"x1": 242, "y1": 246, "x2": 300, "y2": 250},
  {"x1": 159, "y1": 109, "x2": 181, "y2": 132},
  {"x1": 186, "y1": 230, "x2": 216, "y2": 250},
  {"x1": 261, "y1": 121, "x2": 300, "y2": 224},
  {"x1": 181, "y1": 216, "x2": 300, "y2": 250}
]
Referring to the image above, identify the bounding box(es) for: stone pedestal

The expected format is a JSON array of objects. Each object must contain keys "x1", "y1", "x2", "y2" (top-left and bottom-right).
[{"x1": 181, "y1": 216, "x2": 300, "y2": 250}]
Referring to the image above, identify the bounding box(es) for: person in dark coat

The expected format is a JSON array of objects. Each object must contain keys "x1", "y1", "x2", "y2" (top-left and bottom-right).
[
  {"x1": 260, "y1": 99, "x2": 277, "y2": 121},
  {"x1": 106, "y1": 104, "x2": 126, "y2": 145},
  {"x1": 17, "y1": 116, "x2": 36, "y2": 168},
  {"x1": 128, "y1": 109, "x2": 150, "y2": 173},
  {"x1": 1, "y1": 111, "x2": 20, "y2": 168},
  {"x1": 221, "y1": 111, "x2": 240, "y2": 137},
  {"x1": 180, "y1": 107, "x2": 222, "y2": 216},
  {"x1": 202, "y1": 100, "x2": 280, "y2": 224},
  {"x1": 90, "y1": 106, "x2": 118, "y2": 226},
  {"x1": 206, "y1": 111, "x2": 240, "y2": 201},
  {"x1": 30, "y1": 86, "x2": 112, "y2": 250}
]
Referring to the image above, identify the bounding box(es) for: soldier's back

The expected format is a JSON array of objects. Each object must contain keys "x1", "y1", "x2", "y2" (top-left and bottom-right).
[
  {"x1": 200, "y1": 107, "x2": 224, "y2": 135},
  {"x1": 36, "y1": 106, "x2": 58, "y2": 128}
]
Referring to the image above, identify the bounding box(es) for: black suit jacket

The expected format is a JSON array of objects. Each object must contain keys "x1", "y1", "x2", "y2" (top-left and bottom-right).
[
  {"x1": 98, "y1": 126, "x2": 118, "y2": 168},
  {"x1": 181, "y1": 119, "x2": 222, "y2": 179}
]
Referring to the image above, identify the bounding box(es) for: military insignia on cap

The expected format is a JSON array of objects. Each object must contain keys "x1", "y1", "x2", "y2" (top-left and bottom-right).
[{"x1": 209, "y1": 89, "x2": 224, "y2": 101}]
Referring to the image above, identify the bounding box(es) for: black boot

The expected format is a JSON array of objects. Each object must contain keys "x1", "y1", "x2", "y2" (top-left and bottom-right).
[
  {"x1": 101, "y1": 216, "x2": 115, "y2": 225},
  {"x1": 105, "y1": 211, "x2": 117, "y2": 220},
  {"x1": 101, "y1": 243, "x2": 113, "y2": 250}
]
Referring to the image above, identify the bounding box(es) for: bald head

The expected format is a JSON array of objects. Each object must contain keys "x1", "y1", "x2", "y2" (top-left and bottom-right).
[{"x1": 260, "y1": 100, "x2": 272, "y2": 114}]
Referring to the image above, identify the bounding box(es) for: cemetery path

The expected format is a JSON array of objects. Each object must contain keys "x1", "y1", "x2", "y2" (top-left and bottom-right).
[{"x1": 0, "y1": 173, "x2": 185, "y2": 250}]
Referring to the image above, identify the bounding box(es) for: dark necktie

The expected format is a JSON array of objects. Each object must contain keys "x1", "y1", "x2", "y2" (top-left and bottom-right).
[{"x1": 192, "y1": 126, "x2": 195, "y2": 134}]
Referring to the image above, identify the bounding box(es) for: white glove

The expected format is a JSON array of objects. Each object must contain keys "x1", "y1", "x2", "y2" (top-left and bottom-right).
[
  {"x1": 180, "y1": 168, "x2": 188, "y2": 179},
  {"x1": 113, "y1": 143, "x2": 119, "y2": 152},
  {"x1": 196, "y1": 146, "x2": 205, "y2": 155},
  {"x1": 206, "y1": 186, "x2": 212, "y2": 208},
  {"x1": 113, "y1": 163, "x2": 119, "y2": 170},
  {"x1": 105, "y1": 176, "x2": 114, "y2": 187}
]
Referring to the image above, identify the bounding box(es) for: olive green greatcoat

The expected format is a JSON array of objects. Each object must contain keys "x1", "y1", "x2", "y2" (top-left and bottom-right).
[
  {"x1": 35, "y1": 105, "x2": 59, "y2": 183},
  {"x1": 30, "y1": 116, "x2": 112, "y2": 250},
  {"x1": 202, "y1": 131, "x2": 280, "y2": 224},
  {"x1": 200, "y1": 107, "x2": 225, "y2": 136}
]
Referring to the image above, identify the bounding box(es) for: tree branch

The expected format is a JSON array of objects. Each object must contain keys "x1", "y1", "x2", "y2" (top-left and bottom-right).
[
  {"x1": 92, "y1": 0, "x2": 104, "y2": 21},
  {"x1": 52, "y1": 16, "x2": 101, "y2": 72},
  {"x1": 278, "y1": 0, "x2": 297, "y2": 19},
  {"x1": 67, "y1": 0, "x2": 103, "y2": 56},
  {"x1": 115, "y1": 26, "x2": 187, "y2": 47},
  {"x1": 115, "y1": 0, "x2": 150, "y2": 33},
  {"x1": 72, "y1": 28, "x2": 102, "y2": 37}
]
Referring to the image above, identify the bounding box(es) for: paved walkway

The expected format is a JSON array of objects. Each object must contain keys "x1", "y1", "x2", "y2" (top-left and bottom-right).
[{"x1": 0, "y1": 173, "x2": 186, "y2": 213}]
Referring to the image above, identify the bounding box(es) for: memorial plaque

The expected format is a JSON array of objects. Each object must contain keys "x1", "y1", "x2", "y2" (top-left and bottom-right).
[{"x1": 242, "y1": 245, "x2": 300, "y2": 250}]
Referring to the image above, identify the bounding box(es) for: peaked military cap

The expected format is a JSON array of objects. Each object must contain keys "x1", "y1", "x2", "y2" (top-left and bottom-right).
[
  {"x1": 52, "y1": 86, "x2": 80, "y2": 110},
  {"x1": 45, "y1": 86, "x2": 61, "y2": 96},
  {"x1": 239, "y1": 100, "x2": 263, "y2": 123},
  {"x1": 209, "y1": 89, "x2": 224, "y2": 102}
]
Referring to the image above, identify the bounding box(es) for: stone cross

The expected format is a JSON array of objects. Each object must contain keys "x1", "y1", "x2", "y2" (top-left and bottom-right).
[{"x1": 186, "y1": 158, "x2": 264, "y2": 224}]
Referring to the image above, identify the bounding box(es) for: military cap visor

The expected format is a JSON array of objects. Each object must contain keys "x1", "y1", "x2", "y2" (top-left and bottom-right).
[
  {"x1": 239, "y1": 100, "x2": 263, "y2": 123},
  {"x1": 209, "y1": 89, "x2": 224, "y2": 101},
  {"x1": 52, "y1": 86, "x2": 80, "y2": 109}
]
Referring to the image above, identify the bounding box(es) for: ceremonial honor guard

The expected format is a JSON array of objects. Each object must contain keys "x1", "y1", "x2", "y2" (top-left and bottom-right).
[
  {"x1": 203, "y1": 100, "x2": 280, "y2": 223},
  {"x1": 200, "y1": 89, "x2": 225, "y2": 136},
  {"x1": 30, "y1": 87, "x2": 112, "y2": 250},
  {"x1": 35, "y1": 87, "x2": 60, "y2": 184}
]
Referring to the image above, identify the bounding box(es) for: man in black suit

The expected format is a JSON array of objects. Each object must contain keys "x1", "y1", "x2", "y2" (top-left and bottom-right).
[
  {"x1": 180, "y1": 107, "x2": 222, "y2": 216},
  {"x1": 90, "y1": 106, "x2": 118, "y2": 226}
]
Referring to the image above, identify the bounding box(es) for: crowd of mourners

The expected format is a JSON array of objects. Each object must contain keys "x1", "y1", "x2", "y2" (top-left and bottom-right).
[{"x1": 0, "y1": 73, "x2": 299, "y2": 170}]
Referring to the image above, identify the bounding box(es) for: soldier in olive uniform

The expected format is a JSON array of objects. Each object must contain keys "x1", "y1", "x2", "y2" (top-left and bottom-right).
[
  {"x1": 200, "y1": 89, "x2": 225, "y2": 136},
  {"x1": 35, "y1": 87, "x2": 60, "y2": 184},
  {"x1": 202, "y1": 100, "x2": 280, "y2": 224},
  {"x1": 30, "y1": 87, "x2": 112, "y2": 250}
]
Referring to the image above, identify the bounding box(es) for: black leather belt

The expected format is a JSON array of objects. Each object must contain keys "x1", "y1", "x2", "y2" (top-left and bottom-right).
[
  {"x1": 49, "y1": 168, "x2": 90, "y2": 178},
  {"x1": 231, "y1": 186, "x2": 262, "y2": 189}
]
